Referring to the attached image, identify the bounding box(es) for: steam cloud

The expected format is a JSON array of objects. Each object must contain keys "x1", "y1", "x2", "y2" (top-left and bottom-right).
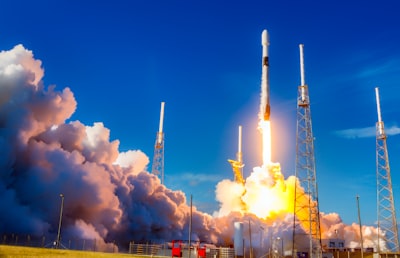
[
  {"x1": 0, "y1": 45, "x2": 386, "y2": 252},
  {"x1": 0, "y1": 45, "x2": 217, "y2": 250}
]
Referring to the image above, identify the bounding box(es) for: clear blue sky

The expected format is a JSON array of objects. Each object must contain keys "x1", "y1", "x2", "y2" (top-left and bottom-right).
[{"x1": 2, "y1": 0, "x2": 400, "y2": 227}]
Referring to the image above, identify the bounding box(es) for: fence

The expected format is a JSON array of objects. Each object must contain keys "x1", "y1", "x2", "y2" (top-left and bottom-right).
[
  {"x1": 1, "y1": 234, "x2": 236, "y2": 257},
  {"x1": 128, "y1": 242, "x2": 235, "y2": 258},
  {"x1": 1, "y1": 234, "x2": 117, "y2": 253},
  {"x1": 128, "y1": 242, "x2": 167, "y2": 256}
]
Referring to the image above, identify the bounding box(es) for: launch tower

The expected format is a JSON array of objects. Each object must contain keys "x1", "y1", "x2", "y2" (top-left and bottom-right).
[
  {"x1": 292, "y1": 44, "x2": 322, "y2": 258},
  {"x1": 228, "y1": 125, "x2": 245, "y2": 184},
  {"x1": 151, "y1": 102, "x2": 165, "y2": 184},
  {"x1": 375, "y1": 87, "x2": 399, "y2": 253}
]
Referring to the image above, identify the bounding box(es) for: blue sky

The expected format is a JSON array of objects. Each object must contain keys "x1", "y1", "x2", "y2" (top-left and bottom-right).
[{"x1": 2, "y1": 0, "x2": 400, "y2": 227}]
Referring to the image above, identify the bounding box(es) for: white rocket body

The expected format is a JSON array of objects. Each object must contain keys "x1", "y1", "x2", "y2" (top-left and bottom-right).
[{"x1": 261, "y1": 30, "x2": 270, "y2": 121}]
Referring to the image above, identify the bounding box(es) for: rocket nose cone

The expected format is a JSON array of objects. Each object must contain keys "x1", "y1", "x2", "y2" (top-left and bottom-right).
[{"x1": 262, "y1": 30, "x2": 269, "y2": 46}]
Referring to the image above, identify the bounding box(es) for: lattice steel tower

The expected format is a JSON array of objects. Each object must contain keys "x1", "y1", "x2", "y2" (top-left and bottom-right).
[
  {"x1": 292, "y1": 44, "x2": 322, "y2": 258},
  {"x1": 375, "y1": 87, "x2": 399, "y2": 253},
  {"x1": 151, "y1": 102, "x2": 165, "y2": 184},
  {"x1": 228, "y1": 125, "x2": 245, "y2": 185}
]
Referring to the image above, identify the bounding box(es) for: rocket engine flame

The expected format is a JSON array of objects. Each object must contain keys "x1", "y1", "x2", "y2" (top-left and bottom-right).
[{"x1": 259, "y1": 120, "x2": 272, "y2": 166}]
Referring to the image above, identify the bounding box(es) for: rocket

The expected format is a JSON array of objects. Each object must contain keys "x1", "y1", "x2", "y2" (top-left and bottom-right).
[{"x1": 261, "y1": 29, "x2": 270, "y2": 121}]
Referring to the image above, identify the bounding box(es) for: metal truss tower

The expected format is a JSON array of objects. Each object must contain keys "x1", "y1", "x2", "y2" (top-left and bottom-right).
[
  {"x1": 228, "y1": 125, "x2": 245, "y2": 185},
  {"x1": 292, "y1": 44, "x2": 322, "y2": 258},
  {"x1": 151, "y1": 102, "x2": 165, "y2": 184},
  {"x1": 375, "y1": 87, "x2": 399, "y2": 253}
]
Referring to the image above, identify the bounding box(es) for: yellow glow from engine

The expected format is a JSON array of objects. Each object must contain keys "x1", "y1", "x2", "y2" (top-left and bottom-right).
[
  {"x1": 259, "y1": 120, "x2": 272, "y2": 166},
  {"x1": 242, "y1": 164, "x2": 294, "y2": 218},
  {"x1": 243, "y1": 118, "x2": 311, "y2": 225},
  {"x1": 219, "y1": 116, "x2": 312, "y2": 229}
]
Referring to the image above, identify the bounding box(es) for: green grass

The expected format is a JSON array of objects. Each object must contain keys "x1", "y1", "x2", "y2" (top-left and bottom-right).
[{"x1": 0, "y1": 245, "x2": 166, "y2": 258}]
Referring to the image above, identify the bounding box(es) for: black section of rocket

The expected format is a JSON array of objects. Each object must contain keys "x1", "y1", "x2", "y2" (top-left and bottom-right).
[{"x1": 262, "y1": 30, "x2": 270, "y2": 121}]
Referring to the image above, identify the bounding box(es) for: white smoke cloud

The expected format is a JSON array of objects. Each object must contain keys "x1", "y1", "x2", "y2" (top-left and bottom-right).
[
  {"x1": 0, "y1": 44, "x2": 217, "y2": 250},
  {"x1": 114, "y1": 150, "x2": 149, "y2": 174},
  {"x1": 0, "y1": 44, "x2": 43, "y2": 87},
  {"x1": 214, "y1": 179, "x2": 246, "y2": 217}
]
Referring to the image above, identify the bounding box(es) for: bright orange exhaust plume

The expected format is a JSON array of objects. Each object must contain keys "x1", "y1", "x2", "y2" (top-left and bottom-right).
[
  {"x1": 217, "y1": 117, "x2": 312, "y2": 230},
  {"x1": 238, "y1": 118, "x2": 298, "y2": 220},
  {"x1": 259, "y1": 120, "x2": 272, "y2": 166}
]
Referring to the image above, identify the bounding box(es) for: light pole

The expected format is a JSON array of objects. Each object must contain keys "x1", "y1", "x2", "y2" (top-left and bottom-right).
[
  {"x1": 260, "y1": 226, "x2": 265, "y2": 250},
  {"x1": 356, "y1": 195, "x2": 364, "y2": 258},
  {"x1": 188, "y1": 194, "x2": 192, "y2": 258},
  {"x1": 334, "y1": 229, "x2": 339, "y2": 258},
  {"x1": 56, "y1": 193, "x2": 64, "y2": 249},
  {"x1": 276, "y1": 237, "x2": 283, "y2": 258},
  {"x1": 249, "y1": 219, "x2": 253, "y2": 258}
]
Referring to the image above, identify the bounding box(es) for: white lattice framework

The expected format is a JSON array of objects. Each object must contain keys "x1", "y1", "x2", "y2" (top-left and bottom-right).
[
  {"x1": 292, "y1": 44, "x2": 322, "y2": 258},
  {"x1": 151, "y1": 132, "x2": 164, "y2": 184},
  {"x1": 375, "y1": 87, "x2": 399, "y2": 253},
  {"x1": 151, "y1": 102, "x2": 165, "y2": 184}
]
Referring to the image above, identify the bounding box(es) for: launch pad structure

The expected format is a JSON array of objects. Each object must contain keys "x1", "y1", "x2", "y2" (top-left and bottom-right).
[
  {"x1": 228, "y1": 125, "x2": 245, "y2": 185},
  {"x1": 375, "y1": 88, "x2": 399, "y2": 253},
  {"x1": 151, "y1": 102, "x2": 165, "y2": 184},
  {"x1": 292, "y1": 44, "x2": 322, "y2": 258},
  {"x1": 148, "y1": 30, "x2": 400, "y2": 258}
]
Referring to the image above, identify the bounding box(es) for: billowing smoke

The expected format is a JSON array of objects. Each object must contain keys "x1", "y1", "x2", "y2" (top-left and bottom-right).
[
  {"x1": 0, "y1": 45, "x2": 387, "y2": 253},
  {"x1": 215, "y1": 162, "x2": 388, "y2": 253},
  {"x1": 0, "y1": 45, "x2": 218, "y2": 250}
]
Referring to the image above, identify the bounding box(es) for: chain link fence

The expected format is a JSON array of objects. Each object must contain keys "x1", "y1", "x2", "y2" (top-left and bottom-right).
[
  {"x1": 1, "y1": 234, "x2": 117, "y2": 253},
  {"x1": 1, "y1": 234, "x2": 236, "y2": 257}
]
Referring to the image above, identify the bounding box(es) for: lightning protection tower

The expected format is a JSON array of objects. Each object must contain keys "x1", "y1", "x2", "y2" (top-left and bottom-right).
[
  {"x1": 228, "y1": 125, "x2": 245, "y2": 185},
  {"x1": 151, "y1": 102, "x2": 165, "y2": 184},
  {"x1": 292, "y1": 44, "x2": 322, "y2": 258},
  {"x1": 375, "y1": 87, "x2": 399, "y2": 253}
]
